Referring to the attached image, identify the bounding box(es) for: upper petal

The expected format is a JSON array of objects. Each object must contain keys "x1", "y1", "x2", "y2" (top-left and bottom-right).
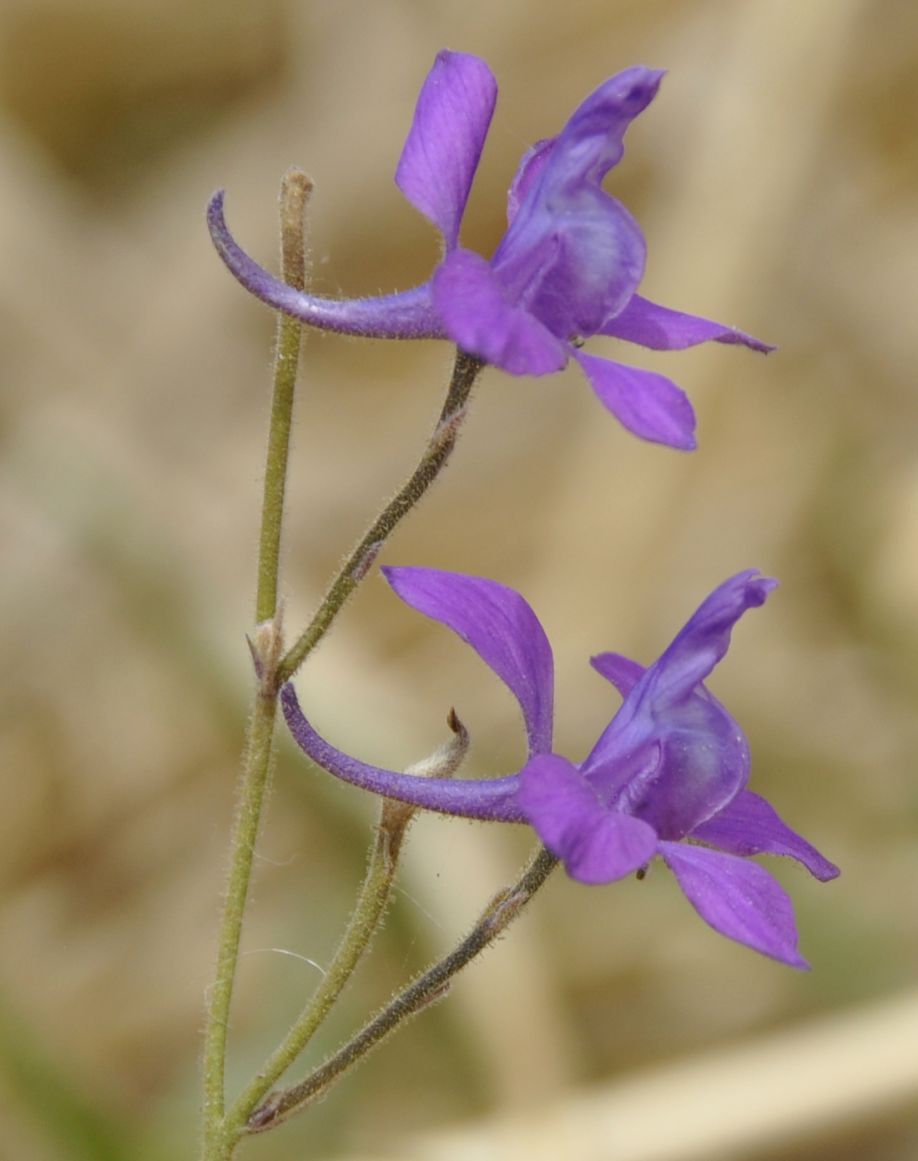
[
  {"x1": 490, "y1": 68, "x2": 661, "y2": 338},
  {"x1": 395, "y1": 51, "x2": 498, "y2": 250},
  {"x1": 536, "y1": 66, "x2": 664, "y2": 192},
  {"x1": 643, "y1": 571, "x2": 778, "y2": 709},
  {"x1": 208, "y1": 191, "x2": 443, "y2": 337},
  {"x1": 383, "y1": 566, "x2": 555, "y2": 755},
  {"x1": 433, "y1": 248, "x2": 569, "y2": 375},
  {"x1": 281, "y1": 684, "x2": 525, "y2": 822},
  {"x1": 600, "y1": 294, "x2": 775, "y2": 353},
  {"x1": 504, "y1": 68, "x2": 664, "y2": 242},
  {"x1": 692, "y1": 790, "x2": 840, "y2": 881},
  {"x1": 573, "y1": 350, "x2": 697, "y2": 449},
  {"x1": 659, "y1": 841, "x2": 809, "y2": 968},
  {"x1": 581, "y1": 573, "x2": 775, "y2": 838},
  {"x1": 518, "y1": 754, "x2": 658, "y2": 884}
]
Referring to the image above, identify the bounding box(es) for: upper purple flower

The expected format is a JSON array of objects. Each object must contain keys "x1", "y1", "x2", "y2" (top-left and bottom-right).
[
  {"x1": 208, "y1": 51, "x2": 772, "y2": 450},
  {"x1": 282, "y1": 567, "x2": 838, "y2": 968}
]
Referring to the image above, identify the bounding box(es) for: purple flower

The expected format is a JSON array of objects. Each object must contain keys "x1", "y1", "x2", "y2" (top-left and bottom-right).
[
  {"x1": 209, "y1": 51, "x2": 772, "y2": 449},
  {"x1": 281, "y1": 567, "x2": 838, "y2": 968}
]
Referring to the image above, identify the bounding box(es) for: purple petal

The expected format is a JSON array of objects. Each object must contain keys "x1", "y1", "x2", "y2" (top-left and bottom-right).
[
  {"x1": 395, "y1": 51, "x2": 498, "y2": 249},
  {"x1": 660, "y1": 841, "x2": 809, "y2": 968},
  {"x1": 590, "y1": 652, "x2": 646, "y2": 697},
  {"x1": 634, "y1": 716, "x2": 749, "y2": 840},
  {"x1": 494, "y1": 195, "x2": 647, "y2": 342},
  {"x1": 383, "y1": 566, "x2": 554, "y2": 755},
  {"x1": 692, "y1": 791, "x2": 840, "y2": 881},
  {"x1": 538, "y1": 66, "x2": 664, "y2": 191},
  {"x1": 646, "y1": 571, "x2": 778, "y2": 707},
  {"x1": 584, "y1": 691, "x2": 750, "y2": 843},
  {"x1": 582, "y1": 574, "x2": 776, "y2": 839},
  {"x1": 518, "y1": 755, "x2": 658, "y2": 884},
  {"x1": 504, "y1": 68, "x2": 664, "y2": 243},
  {"x1": 281, "y1": 684, "x2": 525, "y2": 822},
  {"x1": 572, "y1": 350, "x2": 697, "y2": 449},
  {"x1": 208, "y1": 192, "x2": 443, "y2": 337},
  {"x1": 506, "y1": 138, "x2": 556, "y2": 225},
  {"x1": 601, "y1": 294, "x2": 775, "y2": 354},
  {"x1": 433, "y1": 248, "x2": 569, "y2": 375},
  {"x1": 490, "y1": 68, "x2": 660, "y2": 338}
]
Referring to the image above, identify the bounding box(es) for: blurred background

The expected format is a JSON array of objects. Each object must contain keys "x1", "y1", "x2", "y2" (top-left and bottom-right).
[{"x1": 2, "y1": 0, "x2": 916, "y2": 1158}]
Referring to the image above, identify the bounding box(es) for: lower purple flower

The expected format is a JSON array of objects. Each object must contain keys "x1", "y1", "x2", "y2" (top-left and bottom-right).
[{"x1": 282, "y1": 568, "x2": 838, "y2": 967}]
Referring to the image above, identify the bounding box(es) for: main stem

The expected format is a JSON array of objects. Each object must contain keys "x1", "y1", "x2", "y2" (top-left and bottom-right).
[
  {"x1": 200, "y1": 170, "x2": 311, "y2": 1161},
  {"x1": 255, "y1": 170, "x2": 312, "y2": 624},
  {"x1": 201, "y1": 693, "x2": 278, "y2": 1161}
]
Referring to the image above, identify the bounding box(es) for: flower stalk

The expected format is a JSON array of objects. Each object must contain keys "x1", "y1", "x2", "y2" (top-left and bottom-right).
[
  {"x1": 223, "y1": 715, "x2": 469, "y2": 1136},
  {"x1": 276, "y1": 347, "x2": 483, "y2": 684},
  {"x1": 246, "y1": 845, "x2": 559, "y2": 1133}
]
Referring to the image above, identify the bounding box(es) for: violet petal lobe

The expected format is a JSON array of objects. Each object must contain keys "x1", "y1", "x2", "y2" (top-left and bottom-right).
[
  {"x1": 280, "y1": 684, "x2": 525, "y2": 822},
  {"x1": 573, "y1": 350, "x2": 697, "y2": 450},
  {"x1": 493, "y1": 180, "x2": 646, "y2": 340},
  {"x1": 537, "y1": 66, "x2": 664, "y2": 192},
  {"x1": 506, "y1": 137, "x2": 556, "y2": 225},
  {"x1": 659, "y1": 841, "x2": 809, "y2": 969},
  {"x1": 583, "y1": 687, "x2": 749, "y2": 844},
  {"x1": 518, "y1": 754, "x2": 658, "y2": 884},
  {"x1": 433, "y1": 248, "x2": 569, "y2": 375},
  {"x1": 207, "y1": 191, "x2": 443, "y2": 338},
  {"x1": 692, "y1": 790, "x2": 840, "y2": 882},
  {"x1": 395, "y1": 51, "x2": 498, "y2": 250},
  {"x1": 590, "y1": 652, "x2": 645, "y2": 697},
  {"x1": 631, "y1": 704, "x2": 750, "y2": 840},
  {"x1": 382, "y1": 566, "x2": 555, "y2": 755},
  {"x1": 600, "y1": 294, "x2": 775, "y2": 354}
]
